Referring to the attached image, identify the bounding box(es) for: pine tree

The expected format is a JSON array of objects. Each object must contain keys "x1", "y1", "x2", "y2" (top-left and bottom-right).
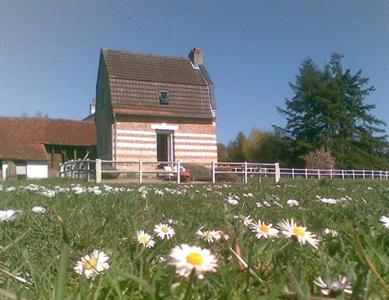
[{"x1": 277, "y1": 53, "x2": 388, "y2": 169}]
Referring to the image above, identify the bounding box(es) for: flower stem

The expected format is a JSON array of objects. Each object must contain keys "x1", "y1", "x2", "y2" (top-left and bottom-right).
[{"x1": 183, "y1": 269, "x2": 196, "y2": 300}]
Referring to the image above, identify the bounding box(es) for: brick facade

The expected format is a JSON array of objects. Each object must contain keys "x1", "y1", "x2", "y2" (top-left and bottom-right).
[{"x1": 112, "y1": 118, "x2": 217, "y2": 166}]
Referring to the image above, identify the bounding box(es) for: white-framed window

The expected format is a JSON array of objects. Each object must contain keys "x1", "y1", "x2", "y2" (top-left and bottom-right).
[{"x1": 159, "y1": 90, "x2": 169, "y2": 105}]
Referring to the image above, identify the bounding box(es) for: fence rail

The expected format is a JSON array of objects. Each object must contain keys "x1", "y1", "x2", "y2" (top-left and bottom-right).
[
  {"x1": 59, "y1": 159, "x2": 389, "y2": 183},
  {"x1": 60, "y1": 159, "x2": 186, "y2": 184},
  {"x1": 212, "y1": 162, "x2": 280, "y2": 183},
  {"x1": 279, "y1": 168, "x2": 389, "y2": 180}
]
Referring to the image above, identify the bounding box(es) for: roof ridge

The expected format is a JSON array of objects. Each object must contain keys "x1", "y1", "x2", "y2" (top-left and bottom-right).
[
  {"x1": 102, "y1": 48, "x2": 189, "y2": 61},
  {"x1": 0, "y1": 116, "x2": 91, "y2": 123}
]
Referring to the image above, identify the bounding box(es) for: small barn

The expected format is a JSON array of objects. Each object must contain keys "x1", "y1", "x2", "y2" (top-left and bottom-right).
[
  {"x1": 0, "y1": 118, "x2": 96, "y2": 180},
  {"x1": 95, "y1": 48, "x2": 217, "y2": 166}
]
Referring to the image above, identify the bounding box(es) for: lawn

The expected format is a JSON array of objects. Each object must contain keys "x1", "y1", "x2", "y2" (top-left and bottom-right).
[{"x1": 1, "y1": 178, "x2": 388, "y2": 299}]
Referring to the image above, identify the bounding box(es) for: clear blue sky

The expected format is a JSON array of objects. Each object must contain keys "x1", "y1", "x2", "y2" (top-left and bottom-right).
[{"x1": 1, "y1": 0, "x2": 388, "y2": 144}]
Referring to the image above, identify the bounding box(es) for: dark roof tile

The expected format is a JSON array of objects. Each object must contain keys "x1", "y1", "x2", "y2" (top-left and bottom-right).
[
  {"x1": 101, "y1": 49, "x2": 214, "y2": 119},
  {"x1": 103, "y1": 49, "x2": 207, "y2": 86}
]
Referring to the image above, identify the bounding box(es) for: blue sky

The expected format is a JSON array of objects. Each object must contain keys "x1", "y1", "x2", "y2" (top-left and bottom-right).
[{"x1": 1, "y1": 0, "x2": 388, "y2": 144}]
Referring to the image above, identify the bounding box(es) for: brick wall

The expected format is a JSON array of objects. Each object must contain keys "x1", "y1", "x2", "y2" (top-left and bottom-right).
[{"x1": 112, "y1": 118, "x2": 217, "y2": 166}]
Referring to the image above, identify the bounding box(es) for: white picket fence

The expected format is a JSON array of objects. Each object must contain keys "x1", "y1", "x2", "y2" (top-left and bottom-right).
[
  {"x1": 279, "y1": 168, "x2": 389, "y2": 180},
  {"x1": 60, "y1": 159, "x2": 185, "y2": 184},
  {"x1": 59, "y1": 159, "x2": 389, "y2": 183},
  {"x1": 211, "y1": 162, "x2": 280, "y2": 183}
]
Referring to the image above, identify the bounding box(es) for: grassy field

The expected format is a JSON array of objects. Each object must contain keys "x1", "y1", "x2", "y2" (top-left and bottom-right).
[{"x1": 0, "y1": 178, "x2": 388, "y2": 299}]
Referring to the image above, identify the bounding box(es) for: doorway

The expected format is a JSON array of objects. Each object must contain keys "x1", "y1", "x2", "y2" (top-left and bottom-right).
[{"x1": 156, "y1": 131, "x2": 174, "y2": 162}]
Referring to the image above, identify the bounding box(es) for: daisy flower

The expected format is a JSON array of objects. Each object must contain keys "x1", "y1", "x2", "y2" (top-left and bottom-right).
[
  {"x1": 196, "y1": 228, "x2": 221, "y2": 243},
  {"x1": 226, "y1": 198, "x2": 239, "y2": 205},
  {"x1": 169, "y1": 244, "x2": 218, "y2": 279},
  {"x1": 249, "y1": 220, "x2": 279, "y2": 239},
  {"x1": 216, "y1": 230, "x2": 230, "y2": 240},
  {"x1": 287, "y1": 199, "x2": 299, "y2": 207},
  {"x1": 318, "y1": 197, "x2": 338, "y2": 204},
  {"x1": 225, "y1": 193, "x2": 240, "y2": 205},
  {"x1": 0, "y1": 209, "x2": 20, "y2": 222},
  {"x1": 32, "y1": 206, "x2": 46, "y2": 214},
  {"x1": 323, "y1": 228, "x2": 338, "y2": 237},
  {"x1": 154, "y1": 223, "x2": 175, "y2": 240},
  {"x1": 136, "y1": 230, "x2": 156, "y2": 248},
  {"x1": 278, "y1": 219, "x2": 319, "y2": 249},
  {"x1": 243, "y1": 215, "x2": 254, "y2": 227},
  {"x1": 313, "y1": 276, "x2": 352, "y2": 296},
  {"x1": 379, "y1": 215, "x2": 389, "y2": 229},
  {"x1": 74, "y1": 250, "x2": 110, "y2": 279}
]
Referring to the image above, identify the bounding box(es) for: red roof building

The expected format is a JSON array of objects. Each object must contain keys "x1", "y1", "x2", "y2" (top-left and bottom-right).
[{"x1": 0, "y1": 117, "x2": 96, "y2": 179}]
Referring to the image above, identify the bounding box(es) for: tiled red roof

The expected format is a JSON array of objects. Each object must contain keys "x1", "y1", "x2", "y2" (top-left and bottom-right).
[
  {"x1": 0, "y1": 118, "x2": 96, "y2": 160},
  {"x1": 103, "y1": 49, "x2": 207, "y2": 86},
  {"x1": 101, "y1": 49, "x2": 214, "y2": 119}
]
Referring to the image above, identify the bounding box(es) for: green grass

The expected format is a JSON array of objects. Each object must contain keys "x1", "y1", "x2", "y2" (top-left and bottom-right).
[{"x1": 1, "y1": 178, "x2": 389, "y2": 299}]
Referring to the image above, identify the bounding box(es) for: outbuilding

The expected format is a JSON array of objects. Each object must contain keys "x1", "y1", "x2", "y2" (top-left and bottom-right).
[{"x1": 0, "y1": 117, "x2": 96, "y2": 180}]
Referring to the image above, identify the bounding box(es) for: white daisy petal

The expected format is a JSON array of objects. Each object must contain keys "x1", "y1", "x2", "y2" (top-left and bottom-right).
[
  {"x1": 74, "y1": 250, "x2": 110, "y2": 278},
  {"x1": 154, "y1": 223, "x2": 175, "y2": 240},
  {"x1": 135, "y1": 230, "x2": 156, "y2": 248},
  {"x1": 277, "y1": 219, "x2": 319, "y2": 249},
  {"x1": 379, "y1": 215, "x2": 389, "y2": 229},
  {"x1": 249, "y1": 220, "x2": 279, "y2": 239},
  {"x1": 169, "y1": 244, "x2": 218, "y2": 279}
]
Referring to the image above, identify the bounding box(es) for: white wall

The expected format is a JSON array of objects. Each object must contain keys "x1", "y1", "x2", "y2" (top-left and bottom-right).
[{"x1": 27, "y1": 161, "x2": 48, "y2": 179}]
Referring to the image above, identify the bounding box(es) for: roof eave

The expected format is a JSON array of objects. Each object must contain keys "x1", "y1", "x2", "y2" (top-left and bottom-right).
[{"x1": 112, "y1": 109, "x2": 213, "y2": 121}]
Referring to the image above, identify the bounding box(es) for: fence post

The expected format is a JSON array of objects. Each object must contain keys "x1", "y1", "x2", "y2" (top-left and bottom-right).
[
  {"x1": 212, "y1": 161, "x2": 216, "y2": 183},
  {"x1": 317, "y1": 169, "x2": 320, "y2": 179},
  {"x1": 87, "y1": 161, "x2": 90, "y2": 182},
  {"x1": 352, "y1": 170, "x2": 355, "y2": 180},
  {"x1": 139, "y1": 160, "x2": 143, "y2": 184},
  {"x1": 70, "y1": 161, "x2": 74, "y2": 178},
  {"x1": 177, "y1": 161, "x2": 181, "y2": 184},
  {"x1": 292, "y1": 168, "x2": 295, "y2": 179},
  {"x1": 371, "y1": 170, "x2": 374, "y2": 179},
  {"x1": 305, "y1": 168, "x2": 308, "y2": 179},
  {"x1": 380, "y1": 171, "x2": 382, "y2": 180},
  {"x1": 244, "y1": 162, "x2": 248, "y2": 183},
  {"x1": 96, "y1": 159, "x2": 102, "y2": 183},
  {"x1": 342, "y1": 170, "x2": 345, "y2": 180},
  {"x1": 330, "y1": 169, "x2": 333, "y2": 179},
  {"x1": 275, "y1": 162, "x2": 280, "y2": 183},
  {"x1": 77, "y1": 161, "x2": 81, "y2": 179},
  {"x1": 363, "y1": 170, "x2": 365, "y2": 179}
]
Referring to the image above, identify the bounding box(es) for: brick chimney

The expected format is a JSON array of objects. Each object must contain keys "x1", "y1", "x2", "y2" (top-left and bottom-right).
[
  {"x1": 90, "y1": 98, "x2": 96, "y2": 115},
  {"x1": 189, "y1": 47, "x2": 203, "y2": 68}
]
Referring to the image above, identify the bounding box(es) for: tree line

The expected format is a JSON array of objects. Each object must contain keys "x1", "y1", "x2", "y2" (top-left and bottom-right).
[{"x1": 218, "y1": 53, "x2": 389, "y2": 170}]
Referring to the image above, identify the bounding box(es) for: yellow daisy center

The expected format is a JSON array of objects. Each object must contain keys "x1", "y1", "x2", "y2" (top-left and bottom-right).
[
  {"x1": 139, "y1": 236, "x2": 149, "y2": 243},
  {"x1": 293, "y1": 226, "x2": 305, "y2": 237},
  {"x1": 260, "y1": 224, "x2": 270, "y2": 233},
  {"x1": 186, "y1": 252, "x2": 204, "y2": 266},
  {"x1": 161, "y1": 226, "x2": 169, "y2": 233},
  {"x1": 84, "y1": 257, "x2": 98, "y2": 270},
  {"x1": 205, "y1": 231, "x2": 212, "y2": 237}
]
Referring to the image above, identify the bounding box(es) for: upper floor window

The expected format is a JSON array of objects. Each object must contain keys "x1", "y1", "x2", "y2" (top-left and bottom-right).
[{"x1": 159, "y1": 90, "x2": 169, "y2": 105}]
